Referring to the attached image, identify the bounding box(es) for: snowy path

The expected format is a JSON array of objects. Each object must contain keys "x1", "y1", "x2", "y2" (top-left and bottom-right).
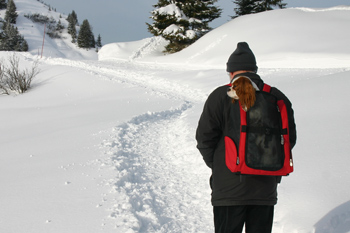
[
  {"x1": 15, "y1": 55, "x2": 350, "y2": 233},
  {"x1": 100, "y1": 103, "x2": 212, "y2": 232},
  {"x1": 42, "y1": 58, "x2": 207, "y2": 103},
  {"x1": 41, "y1": 58, "x2": 213, "y2": 232},
  {"x1": 4, "y1": 54, "x2": 350, "y2": 233}
]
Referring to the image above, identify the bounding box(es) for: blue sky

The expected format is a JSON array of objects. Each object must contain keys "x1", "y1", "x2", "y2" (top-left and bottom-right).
[{"x1": 41, "y1": 0, "x2": 349, "y2": 44}]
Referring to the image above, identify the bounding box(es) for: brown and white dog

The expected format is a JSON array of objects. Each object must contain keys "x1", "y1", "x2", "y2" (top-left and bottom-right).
[{"x1": 227, "y1": 76, "x2": 259, "y2": 111}]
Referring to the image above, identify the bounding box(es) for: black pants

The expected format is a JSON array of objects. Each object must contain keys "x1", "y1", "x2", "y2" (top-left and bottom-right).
[{"x1": 213, "y1": 205, "x2": 274, "y2": 233}]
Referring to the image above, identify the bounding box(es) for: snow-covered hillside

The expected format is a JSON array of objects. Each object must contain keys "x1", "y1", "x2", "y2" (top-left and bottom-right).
[
  {"x1": 1, "y1": 1, "x2": 350, "y2": 233},
  {"x1": 100, "y1": 6, "x2": 350, "y2": 69}
]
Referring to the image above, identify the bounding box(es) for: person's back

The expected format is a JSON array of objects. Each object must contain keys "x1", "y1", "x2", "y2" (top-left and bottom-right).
[{"x1": 196, "y1": 42, "x2": 296, "y2": 233}]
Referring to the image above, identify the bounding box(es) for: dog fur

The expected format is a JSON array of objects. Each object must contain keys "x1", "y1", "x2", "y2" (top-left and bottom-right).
[{"x1": 227, "y1": 76, "x2": 257, "y2": 111}]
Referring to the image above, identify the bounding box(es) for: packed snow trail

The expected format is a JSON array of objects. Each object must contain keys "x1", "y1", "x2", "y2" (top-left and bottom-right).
[
  {"x1": 42, "y1": 58, "x2": 208, "y2": 104},
  {"x1": 100, "y1": 103, "x2": 213, "y2": 232},
  {"x1": 31, "y1": 56, "x2": 350, "y2": 232},
  {"x1": 41, "y1": 57, "x2": 213, "y2": 232}
]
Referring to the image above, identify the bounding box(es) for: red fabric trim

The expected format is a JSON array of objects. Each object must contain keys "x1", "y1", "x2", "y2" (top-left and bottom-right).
[
  {"x1": 263, "y1": 84, "x2": 271, "y2": 93},
  {"x1": 278, "y1": 99, "x2": 294, "y2": 174},
  {"x1": 225, "y1": 136, "x2": 238, "y2": 172},
  {"x1": 238, "y1": 102, "x2": 247, "y2": 172}
]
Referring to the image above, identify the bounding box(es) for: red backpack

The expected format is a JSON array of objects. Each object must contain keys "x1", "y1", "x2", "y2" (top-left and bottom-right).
[{"x1": 225, "y1": 84, "x2": 294, "y2": 176}]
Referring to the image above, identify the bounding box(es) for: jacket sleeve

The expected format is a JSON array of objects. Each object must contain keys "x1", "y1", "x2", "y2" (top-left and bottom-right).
[
  {"x1": 196, "y1": 87, "x2": 225, "y2": 168},
  {"x1": 271, "y1": 87, "x2": 297, "y2": 149}
]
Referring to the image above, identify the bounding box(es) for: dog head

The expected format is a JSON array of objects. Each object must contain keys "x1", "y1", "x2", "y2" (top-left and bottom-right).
[{"x1": 227, "y1": 76, "x2": 257, "y2": 111}]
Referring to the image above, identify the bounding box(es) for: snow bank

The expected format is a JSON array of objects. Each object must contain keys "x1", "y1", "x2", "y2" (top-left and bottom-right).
[
  {"x1": 98, "y1": 37, "x2": 168, "y2": 61},
  {"x1": 99, "y1": 6, "x2": 350, "y2": 69}
]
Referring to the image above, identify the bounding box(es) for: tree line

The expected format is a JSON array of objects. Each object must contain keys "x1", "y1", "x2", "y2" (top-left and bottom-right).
[
  {"x1": 0, "y1": 0, "x2": 102, "y2": 52},
  {"x1": 0, "y1": 0, "x2": 28, "y2": 51},
  {"x1": 66, "y1": 10, "x2": 102, "y2": 49},
  {"x1": 148, "y1": 0, "x2": 287, "y2": 53},
  {"x1": 1, "y1": 0, "x2": 286, "y2": 53}
]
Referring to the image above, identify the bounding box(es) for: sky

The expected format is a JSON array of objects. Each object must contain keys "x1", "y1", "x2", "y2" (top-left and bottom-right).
[{"x1": 40, "y1": 0, "x2": 350, "y2": 45}]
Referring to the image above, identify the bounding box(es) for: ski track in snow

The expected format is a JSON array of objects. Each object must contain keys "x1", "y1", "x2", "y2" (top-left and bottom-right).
[
  {"x1": 42, "y1": 58, "x2": 213, "y2": 232},
  {"x1": 42, "y1": 57, "x2": 207, "y2": 104},
  {"x1": 129, "y1": 37, "x2": 167, "y2": 61}
]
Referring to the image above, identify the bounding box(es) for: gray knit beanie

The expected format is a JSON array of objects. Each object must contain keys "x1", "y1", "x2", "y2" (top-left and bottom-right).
[{"x1": 226, "y1": 42, "x2": 258, "y2": 73}]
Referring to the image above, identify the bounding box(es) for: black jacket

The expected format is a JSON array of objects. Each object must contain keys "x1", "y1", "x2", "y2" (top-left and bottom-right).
[{"x1": 196, "y1": 72, "x2": 296, "y2": 206}]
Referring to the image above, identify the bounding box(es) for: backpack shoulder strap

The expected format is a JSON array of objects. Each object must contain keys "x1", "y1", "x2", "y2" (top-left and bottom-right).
[{"x1": 262, "y1": 83, "x2": 272, "y2": 93}]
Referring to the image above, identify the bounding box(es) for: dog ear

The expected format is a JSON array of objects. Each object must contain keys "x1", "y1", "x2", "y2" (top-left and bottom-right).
[{"x1": 234, "y1": 77, "x2": 256, "y2": 111}]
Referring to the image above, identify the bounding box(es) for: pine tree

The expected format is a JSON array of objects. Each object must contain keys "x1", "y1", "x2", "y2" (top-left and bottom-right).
[
  {"x1": 67, "y1": 10, "x2": 78, "y2": 27},
  {"x1": 20, "y1": 38, "x2": 29, "y2": 51},
  {"x1": 0, "y1": 23, "x2": 28, "y2": 51},
  {"x1": 147, "y1": 0, "x2": 178, "y2": 37},
  {"x1": 180, "y1": 0, "x2": 221, "y2": 36},
  {"x1": 4, "y1": 0, "x2": 18, "y2": 24},
  {"x1": 67, "y1": 11, "x2": 78, "y2": 43},
  {"x1": 233, "y1": 0, "x2": 286, "y2": 17},
  {"x1": 90, "y1": 31, "x2": 96, "y2": 48},
  {"x1": 0, "y1": 0, "x2": 7, "y2": 10},
  {"x1": 96, "y1": 34, "x2": 102, "y2": 47},
  {"x1": 147, "y1": 0, "x2": 221, "y2": 53},
  {"x1": 56, "y1": 20, "x2": 64, "y2": 32},
  {"x1": 77, "y1": 19, "x2": 95, "y2": 49},
  {"x1": 253, "y1": 0, "x2": 286, "y2": 12},
  {"x1": 233, "y1": 0, "x2": 256, "y2": 17},
  {"x1": 70, "y1": 24, "x2": 77, "y2": 43},
  {"x1": 0, "y1": 23, "x2": 18, "y2": 50}
]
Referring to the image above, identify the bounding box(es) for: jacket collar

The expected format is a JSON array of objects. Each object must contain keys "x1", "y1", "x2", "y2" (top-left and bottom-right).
[{"x1": 233, "y1": 72, "x2": 264, "y2": 90}]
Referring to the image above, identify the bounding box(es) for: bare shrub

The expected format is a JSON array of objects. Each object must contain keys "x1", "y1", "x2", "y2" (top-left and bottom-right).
[
  {"x1": 0, "y1": 54, "x2": 40, "y2": 95},
  {"x1": 0, "y1": 61, "x2": 9, "y2": 95}
]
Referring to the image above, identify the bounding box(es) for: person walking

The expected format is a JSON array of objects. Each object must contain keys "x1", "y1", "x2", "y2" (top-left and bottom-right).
[{"x1": 196, "y1": 42, "x2": 296, "y2": 233}]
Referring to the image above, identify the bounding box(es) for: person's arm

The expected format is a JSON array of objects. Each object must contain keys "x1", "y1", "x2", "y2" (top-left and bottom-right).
[{"x1": 196, "y1": 88, "x2": 224, "y2": 168}]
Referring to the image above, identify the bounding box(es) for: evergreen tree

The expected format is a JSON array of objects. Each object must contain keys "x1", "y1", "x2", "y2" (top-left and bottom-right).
[
  {"x1": 56, "y1": 20, "x2": 64, "y2": 32},
  {"x1": 20, "y1": 38, "x2": 29, "y2": 51},
  {"x1": 70, "y1": 24, "x2": 77, "y2": 43},
  {"x1": 96, "y1": 34, "x2": 102, "y2": 47},
  {"x1": 0, "y1": 23, "x2": 28, "y2": 51},
  {"x1": 0, "y1": 0, "x2": 7, "y2": 10},
  {"x1": 4, "y1": 0, "x2": 18, "y2": 24},
  {"x1": 233, "y1": 0, "x2": 256, "y2": 17},
  {"x1": 0, "y1": 23, "x2": 18, "y2": 50},
  {"x1": 77, "y1": 19, "x2": 95, "y2": 49},
  {"x1": 147, "y1": 0, "x2": 221, "y2": 53},
  {"x1": 253, "y1": 0, "x2": 287, "y2": 12},
  {"x1": 67, "y1": 10, "x2": 78, "y2": 27},
  {"x1": 67, "y1": 10, "x2": 78, "y2": 42},
  {"x1": 66, "y1": 11, "x2": 78, "y2": 43},
  {"x1": 90, "y1": 31, "x2": 96, "y2": 48},
  {"x1": 233, "y1": 0, "x2": 286, "y2": 17},
  {"x1": 180, "y1": 0, "x2": 221, "y2": 36}
]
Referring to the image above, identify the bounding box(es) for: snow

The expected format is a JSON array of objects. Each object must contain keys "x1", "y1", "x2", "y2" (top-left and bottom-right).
[
  {"x1": 1, "y1": 1, "x2": 350, "y2": 233},
  {"x1": 163, "y1": 24, "x2": 183, "y2": 36},
  {"x1": 153, "y1": 3, "x2": 185, "y2": 19},
  {"x1": 98, "y1": 37, "x2": 168, "y2": 62},
  {"x1": 134, "y1": 7, "x2": 350, "y2": 69},
  {"x1": 150, "y1": 3, "x2": 202, "y2": 40}
]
